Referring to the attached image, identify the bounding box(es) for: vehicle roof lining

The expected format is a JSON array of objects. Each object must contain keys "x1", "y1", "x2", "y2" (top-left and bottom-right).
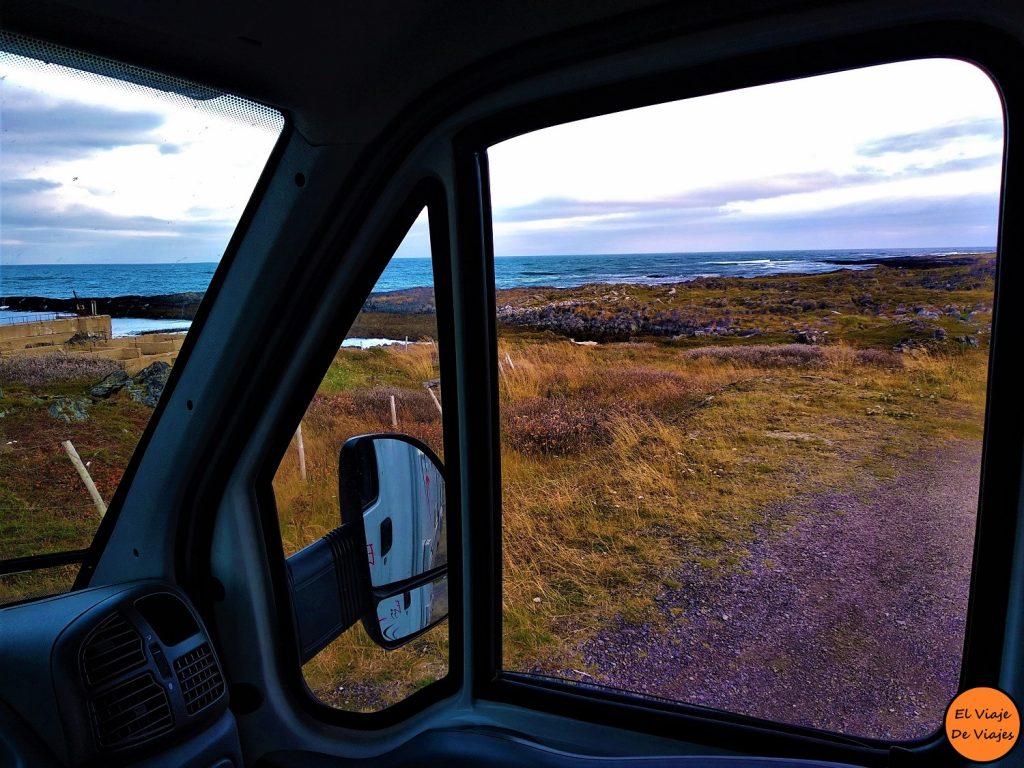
[{"x1": 0, "y1": 0, "x2": 814, "y2": 145}]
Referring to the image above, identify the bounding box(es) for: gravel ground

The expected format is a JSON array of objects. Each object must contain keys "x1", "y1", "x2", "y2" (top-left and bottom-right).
[{"x1": 559, "y1": 440, "x2": 982, "y2": 742}]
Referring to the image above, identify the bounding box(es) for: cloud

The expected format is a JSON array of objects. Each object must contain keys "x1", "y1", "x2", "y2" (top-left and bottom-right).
[
  {"x1": 2, "y1": 178, "x2": 62, "y2": 194},
  {"x1": 0, "y1": 90, "x2": 169, "y2": 176},
  {"x1": 493, "y1": 191, "x2": 999, "y2": 256},
  {"x1": 2, "y1": 90, "x2": 164, "y2": 153},
  {"x1": 858, "y1": 118, "x2": 1003, "y2": 156},
  {"x1": 0, "y1": 92, "x2": 238, "y2": 263},
  {"x1": 0, "y1": 193, "x2": 236, "y2": 264},
  {"x1": 492, "y1": 155, "x2": 1002, "y2": 233},
  {"x1": 904, "y1": 155, "x2": 1002, "y2": 176},
  {"x1": 493, "y1": 173, "x2": 856, "y2": 224}
]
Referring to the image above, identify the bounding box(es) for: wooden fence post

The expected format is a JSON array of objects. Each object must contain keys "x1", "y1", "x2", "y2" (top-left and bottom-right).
[
  {"x1": 295, "y1": 423, "x2": 307, "y2": 481},
  {"x1": 389, "y1": 395, "x2": 398, "y2": 428},
  {"x1": 427, "y1": 387, "x2": 442, "y2": 415},
  {"x1": 62, "y1": 440, "x2": 107, "y2": 517}
]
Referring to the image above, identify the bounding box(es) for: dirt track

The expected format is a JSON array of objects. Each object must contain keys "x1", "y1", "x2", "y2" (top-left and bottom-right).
[{"x1": 567, "y1": 440, "x2": 982, "y2": 741}]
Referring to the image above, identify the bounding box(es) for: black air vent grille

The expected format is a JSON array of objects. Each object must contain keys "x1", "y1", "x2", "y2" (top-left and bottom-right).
[
  {"x1": 173, "y1": 644, "x2": 224, "y2": 715},
  {"x1": 90, "y1": 673, "x2": 173, "y2": 748},
  {"x1": 81, "y1": 613, "x2": 145, "y2": 687}
]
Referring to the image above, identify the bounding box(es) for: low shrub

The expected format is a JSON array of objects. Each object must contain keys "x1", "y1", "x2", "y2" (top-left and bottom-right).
[
  {"x1": 682, "y1": 344, "x2": 826, "y2": 367},
  {"x1": 853, "y1": 349, "x2": 905, "y2": 368},
  {"x1": 0, "y1": 354, "x2": 123, "y2": 387},
  {"x1": 503, "y1": 396, "x2": 616, "y2": 455}
]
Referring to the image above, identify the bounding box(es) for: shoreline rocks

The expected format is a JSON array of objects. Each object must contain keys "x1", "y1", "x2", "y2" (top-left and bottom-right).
[
  {"x1": 89, "y1": 362, "x2": 171, "y2": 407},
  {"x1": 3, "y1": 293, "x2": 204, "y2": 320}
]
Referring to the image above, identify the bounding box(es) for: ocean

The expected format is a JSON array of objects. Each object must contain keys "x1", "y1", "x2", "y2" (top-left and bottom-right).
[
  {"x1": 0, "y1": 248, "x2": 990, "y2": 298},
  {"x1": 0, "y1": 248, "x2": 992, "y2": 336}
]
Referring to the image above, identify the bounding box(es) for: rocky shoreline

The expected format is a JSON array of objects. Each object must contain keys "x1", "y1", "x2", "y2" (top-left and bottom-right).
[
  {"x1": 2, "y1": 255, "x2": 993, "y2": 335},
  {"x1": 3, "y1": 292, "x2": 204, "y2": 320},
  {"x1": 497, "y1": 254, "x2": 993, "y2": 345}
]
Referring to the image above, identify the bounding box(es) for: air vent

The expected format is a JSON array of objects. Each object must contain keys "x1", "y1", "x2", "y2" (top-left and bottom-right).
[
  {"x1": 90, "y1": 673, "x2": 173, "y2": 748},
  {"x1": 81, "y1": 613, "x2": 145, "y2": 687},
  {"x1": 173, "y1": 644, "x2": 224, "y2": 715}
]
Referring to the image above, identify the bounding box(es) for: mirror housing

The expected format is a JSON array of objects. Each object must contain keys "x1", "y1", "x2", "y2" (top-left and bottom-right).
[{"x1": 284, "y1": 434, "x2": 448, "y2": 662}]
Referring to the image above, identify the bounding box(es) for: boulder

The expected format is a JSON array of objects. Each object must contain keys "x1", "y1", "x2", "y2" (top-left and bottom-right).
[
  {"x1": 127, "y1": 362, "x2": 171, "y2": 407},
  {"x1": 48, "y1": 397, "x2": 90, "y2": 422},
  {"x1": 90, "y1": 370, "x2": 131, "y2": 398},
  {"x1": 792, "y1": 329, "x2": 819, "y2": 344}
]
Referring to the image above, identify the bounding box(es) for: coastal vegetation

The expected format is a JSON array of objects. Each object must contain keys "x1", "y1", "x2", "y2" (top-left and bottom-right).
[
  {"x1": 272, "y1": 252, "x2": 994, "y2": 711},
  {"x1": 0, "y1": 253, "x2": 993, "y2": 718}
]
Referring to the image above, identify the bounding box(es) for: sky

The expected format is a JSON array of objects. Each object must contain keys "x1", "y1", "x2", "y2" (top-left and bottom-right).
[
  {"x1": 0, "y1": 54, "x2": 1004, "y2": 265},
  {"x1": 0, "y1": 52, "x2": 282, "y2": 265},
  {"x1": 488, "y1": 58, "x2": 1004, "y2": 255}
]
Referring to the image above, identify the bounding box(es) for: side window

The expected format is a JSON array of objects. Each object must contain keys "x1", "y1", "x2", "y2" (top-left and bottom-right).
[
  {"x1": 0, "y1": 41, "x2": 282, "y2": 604},
  {"x1": 489, "y1": 59, "x2": 1001, "y2": 741},
  {"x1": 271, "y1": 208, "x2": 449, "y2": 713}
]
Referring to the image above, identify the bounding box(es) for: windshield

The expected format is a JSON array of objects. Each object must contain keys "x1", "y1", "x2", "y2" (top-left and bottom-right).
[{"x1": 0, "y1": 36, "x2": 283, "y2": 603}]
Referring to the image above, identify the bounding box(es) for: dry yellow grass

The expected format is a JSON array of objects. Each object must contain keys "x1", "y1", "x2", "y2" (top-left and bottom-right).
[
  {"x1": 496, "y1": 338, "x2": 988, "y2": 673},
  {"x1": 272, "y1": 341, "x2": 448, "y2": 712}
]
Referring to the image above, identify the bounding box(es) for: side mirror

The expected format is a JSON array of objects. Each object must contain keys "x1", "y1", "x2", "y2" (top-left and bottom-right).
[
  {"x1": 285, "y1": 434, "x2": 447, "y2": 662},
  {"x1": 340, "y1": 434, "x2": 447, "y2": 649}
]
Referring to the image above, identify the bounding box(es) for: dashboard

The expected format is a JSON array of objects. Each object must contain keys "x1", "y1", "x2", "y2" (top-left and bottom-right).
[{"x1": 0, "y1": 581, "x2": 240, "y2": 768}]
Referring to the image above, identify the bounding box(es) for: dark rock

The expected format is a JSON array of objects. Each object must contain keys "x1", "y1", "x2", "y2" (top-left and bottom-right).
[
  {"x1": 48, "y1": 397, "x2": 90, "y2": 422},
  {"x1": 497, "y1": 301, "x2": 745, "y2": 342},
  {"x1": 954, "y1": 335, "x2": 980, "y2": 348},
  {"x1": 852, "y1": 293, "x2": 875, "y2": 309},
  {"x1": 90, "y1": 370, "x2": 132, "y2": 398},
  {"x1": 3, "y1": 292, "x2": 204, "y2": 320},
  {"x1": 932, "y1": 328, "x2": 948, "y2": 340},
  {"x1": 792, "y1": 330, "x2": 819, "y2": 344},
  {"x1": 127, "y1": 362, "x2": 171, "y2": 407},
  {"x1": 67, "y1": 332, "x2": 107, "y2": 345}
]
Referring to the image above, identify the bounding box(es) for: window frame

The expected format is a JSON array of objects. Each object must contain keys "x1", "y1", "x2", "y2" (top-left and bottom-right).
[
  {"x1": 456, "y1": 21, "x2": 1021, "y2": 764},
  {"x1": 250, "y1": 178, "x2": 465, "y2": 728}
]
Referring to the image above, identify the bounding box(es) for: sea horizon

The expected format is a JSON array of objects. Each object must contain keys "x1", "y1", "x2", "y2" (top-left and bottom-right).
[{"x1": 0, "y1": 246, "x2": 996, "y2": 300}]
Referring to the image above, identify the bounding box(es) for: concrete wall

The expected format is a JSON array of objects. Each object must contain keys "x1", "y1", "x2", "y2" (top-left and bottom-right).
[
  {"x1": 0, "y1": 315, "x2": 112, "y2": 352},
  {"x1": 1, "y1": 318, "x2": 182, "y2": 374}
]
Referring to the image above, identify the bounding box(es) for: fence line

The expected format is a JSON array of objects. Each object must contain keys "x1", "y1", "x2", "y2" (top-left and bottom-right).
[{"x1": 0, "y1": 311, "x2": 77, "y2": 326}]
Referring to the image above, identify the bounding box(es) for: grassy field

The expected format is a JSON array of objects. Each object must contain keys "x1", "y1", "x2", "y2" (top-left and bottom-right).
[
  {"x1": 0, "y1": 355, "x2": 151, "y2": 603},
  {"x1": 0, "y1": 254, "x2": 994, "y2": 711},
  {"x1": 494, "y1": 255, "x2": 992, "y2": 674}
]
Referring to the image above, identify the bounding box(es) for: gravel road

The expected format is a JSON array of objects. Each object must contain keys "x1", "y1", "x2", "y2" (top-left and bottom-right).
[{"x1": 564, "y1": 440, "x2": 982, "y2": 741}]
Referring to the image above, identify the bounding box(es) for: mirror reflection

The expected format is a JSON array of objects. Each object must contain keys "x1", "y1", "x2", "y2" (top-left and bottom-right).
[
  {"x1": 358, "y1": 438, "x2": 446, "y2": 588},
  {"x1": 376, "y1": 576, "x2": 448, "y2": 643}
]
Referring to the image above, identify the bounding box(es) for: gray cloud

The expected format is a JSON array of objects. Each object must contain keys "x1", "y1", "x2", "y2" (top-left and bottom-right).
[
  {"x1": 2, "y1": 178, "x2": 62, "y2": 194},
  {"x1": 0, "y1": 193, "x2": 235, "y2": 264},
  {"x1": 858, "y1": 118, "x2": 1003, "y2": 156},
  {"x1": 0, "y1": 92, "x2": 231, "y2": 263},
  {"x1": 494, "y1": 192, "x2": 999, "y2": 256},
  {"x1": 1, "y1": 90, "x2": 166, "y2": 159},
  {"x1": 493, "y1": 154, "x2": 1001, "y2": 228},
  {"x1": 904, "y1": 155, "x2": 1001, "y2": 175},
  {"x1": 494, "y1": 173, "x2": 855, "y2": 224}
]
